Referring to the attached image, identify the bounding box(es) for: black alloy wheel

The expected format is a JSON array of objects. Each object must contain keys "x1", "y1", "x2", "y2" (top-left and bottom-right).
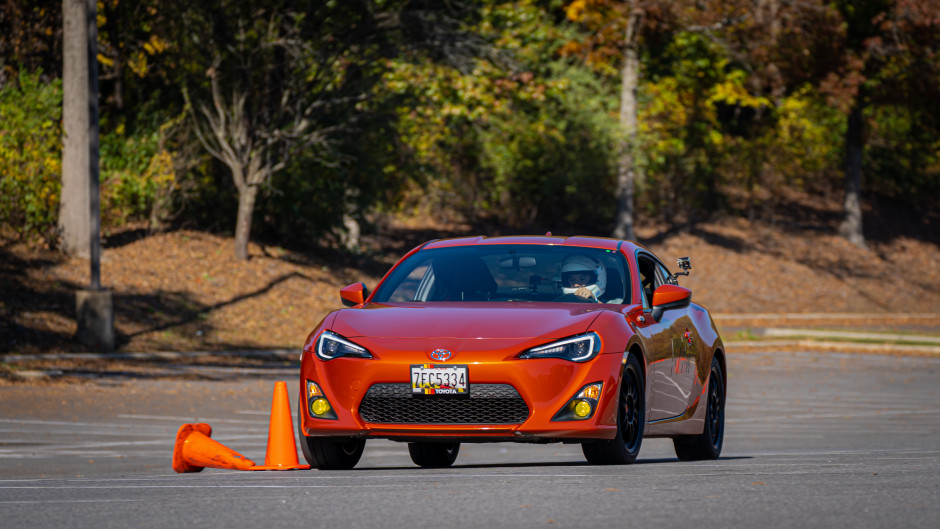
[
  {"x1": 582, "y1": 354, "x2": 645, "y2": 464},
  {"x1": 408, "y1": 442, "x2": 460, "y2": 468},
  {"x1": 673, "y1": 356, "x2": 725, "y2": 461}
]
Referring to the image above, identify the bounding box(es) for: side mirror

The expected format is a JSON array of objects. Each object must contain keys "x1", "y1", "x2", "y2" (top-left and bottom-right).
[
  {"x1": 650, "y1": 284, "x2": 691, "y2": 322},
  {"x1": 340, "y1": 283, "x2": 369, "y2": 307}
]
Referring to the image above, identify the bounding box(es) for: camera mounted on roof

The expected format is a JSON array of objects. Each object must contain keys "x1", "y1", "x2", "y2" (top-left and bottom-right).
[{"x1": 668, "y1": 257, "x2": 691, "y2": 285}]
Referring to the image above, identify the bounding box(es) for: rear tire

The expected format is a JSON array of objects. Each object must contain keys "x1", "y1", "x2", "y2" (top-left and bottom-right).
[
  {"x1": 408, "y1": 442, "x2": 460, "y2": 468},
  {"x1": 582, "y1": 354, "x2": 645, "y2": 464},
  {"x1": 673, "y1": 356, "x2": 725, "y2": 461},
  {"x1": 297, "y1": 399, "x2": 365, "y2": 469}
]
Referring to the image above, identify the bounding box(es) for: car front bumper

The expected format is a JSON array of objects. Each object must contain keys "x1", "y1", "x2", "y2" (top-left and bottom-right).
[{"x1": 298, "y1": 351, "x2": 625, "y2": 442}]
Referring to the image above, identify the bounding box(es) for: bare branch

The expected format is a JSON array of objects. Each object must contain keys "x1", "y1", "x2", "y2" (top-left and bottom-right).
[{"x1": 183, "y1": 87, "x2": 227, "y2": 166}]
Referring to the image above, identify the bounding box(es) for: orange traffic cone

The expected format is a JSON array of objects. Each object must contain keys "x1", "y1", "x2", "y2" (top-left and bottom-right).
[
  {"x1": 250, "y1": 381, "x2": 311, "y2": 470},
  {"x1": 172, "y1": 423, "x2": 257, "y2": 473}
]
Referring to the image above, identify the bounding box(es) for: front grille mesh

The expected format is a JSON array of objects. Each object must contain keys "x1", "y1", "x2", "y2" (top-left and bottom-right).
[{"x1": 359, "y1": 383, "x2": 530, "y2": 424}]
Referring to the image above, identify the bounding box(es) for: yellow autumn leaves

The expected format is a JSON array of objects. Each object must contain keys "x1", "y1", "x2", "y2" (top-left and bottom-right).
[{"x1": 0, "y1": 70, "x2": 179, "y2": 241}]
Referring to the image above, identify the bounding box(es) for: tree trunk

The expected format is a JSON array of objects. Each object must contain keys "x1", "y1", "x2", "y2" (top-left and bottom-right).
[
  {"x1": 612, "y1": 6, "x2": 640, "y2": 242},
  {"x1": 234, "y1": 183, "x2": 259, "y2": 260},
  {"x1": 342, "y1": 213, "x2": 361, "y2": 251},
  {"x1": 60, "y1": 0, "x2": 92, "y2": 257},
  {"x1": 839, "y1": 103, "x2": 866, "y2": 249}
]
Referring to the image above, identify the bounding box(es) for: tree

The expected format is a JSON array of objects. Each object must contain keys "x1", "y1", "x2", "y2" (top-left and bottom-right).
[
  {"x1": 0, "y1": 0, "x2": 62, "y2": 80},
  {"x1": 811, "y1": 1, "x2": 939, "y2": 247},
  {"x1": 830, "y1": 1, "x2": 890, "y2": 249},
  {"x1": 384, "y1": 1, "x2": 620, "y2": 230},
  {"x1": 177, "y1": 2, "x2": 377, "y2": 260},
  {"x1": 608, "y1": 1, "x2": 643, "y2": 241},
  {"x1": 711, "y1": 0, "x2": 940, "y2": 246},
  {"x1": 95, "y1": 0, "x2": 169, "y2": 116},
  {"x1": 562, "y1": 0, "x2": 740, "y2": 235},
  {"x1": 565, "y1": 0, "x2": 758, "y2": 233},
  {"x1": 60, "y1": 0, "x2": 95, "y2": 257},
  {"x1": 564, "y1": 0, "x2": 653, "y2": 240}
]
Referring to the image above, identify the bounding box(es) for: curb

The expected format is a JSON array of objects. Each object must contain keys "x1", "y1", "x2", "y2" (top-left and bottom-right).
[
  {"x1": 758, "y1": 328, "x2": 940, "y2": 344},
  {"x1": 2, "y1": 349, "x2": 299, "y2": 363},
  {"x1": 1, "y1": 349, "x2": 302, "y2": 382},
  {"x1": 728, "y1": 340, "x2": 940, "y2": 357},
  {"x1": 714, "y1": 312, "x2": 940, "y2": 320}
]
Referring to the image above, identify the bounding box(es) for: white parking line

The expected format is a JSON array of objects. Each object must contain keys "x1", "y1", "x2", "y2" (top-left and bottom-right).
[{"x1": 117, "y1": 414, "x2": 267, "y2": 424}]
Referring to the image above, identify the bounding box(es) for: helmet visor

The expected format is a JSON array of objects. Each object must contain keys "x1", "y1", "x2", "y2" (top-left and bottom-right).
[{"x1": 561, "y1": 270, "x2": 597, "y2": 287}]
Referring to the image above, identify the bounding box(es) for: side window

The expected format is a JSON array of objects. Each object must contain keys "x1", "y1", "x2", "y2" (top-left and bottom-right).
[
  {"x1": 637, "y1": 255, "x2": 656, "y2": 310},
  {"x1": 637, "y1": 255, "x2": 672, "y2": 309},
  {"x1": 654, "y1": 262, "x2": 671, "y2": 289}
]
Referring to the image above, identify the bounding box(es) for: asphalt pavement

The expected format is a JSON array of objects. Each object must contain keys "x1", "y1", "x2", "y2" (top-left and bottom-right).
[{"x1": 0, "y1": 350, "x2": 938, "y2": 528}]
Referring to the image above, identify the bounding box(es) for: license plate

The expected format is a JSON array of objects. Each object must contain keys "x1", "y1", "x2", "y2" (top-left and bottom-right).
[{"x1": 411, "y1": 364, "x2": 469, "y2": 395}]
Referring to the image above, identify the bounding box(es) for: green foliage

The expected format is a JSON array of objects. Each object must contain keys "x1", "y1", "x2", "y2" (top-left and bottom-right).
[
  {"x1": 636, "y1": 30, "x2": 851, "y2": 221},
  {"x1": 3, "y1": 0, "x2": 940, "y2": 248},
  {"x1": 0, "y1": 70, "x2": 62, "y2": 241},
  {"x1": 99, "y1": 117, "x2": 181, "y2": 229},
  {"x1": 636, "y1": 32, "x2": 729, "y2": 219},
  {"x1": 258, "y1": 159, "x2": 353, "y2": 247},
  {"x1": 476, "y1": 62, "x2": 619, "y2": 227},
  {"x1": 257, "y1": 114, "x2": 395, "y2": 247},
  {"x1": 385, "y1": 1, "x2": 620, "y2": 229},
  {"x1": 866, "y1": 105, "x2": 940, "y2": 202}
]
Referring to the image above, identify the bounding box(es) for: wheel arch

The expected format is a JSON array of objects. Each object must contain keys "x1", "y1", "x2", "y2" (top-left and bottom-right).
[
  {"x1": 625, "y1": 341, "x2": 650, "y2": 436},
  {"x1": 627, "y1": 341, "x2": 646, "y2": 375},
  {"x1": 712, "y1": 346, "x2": 727, "y2": 395}
]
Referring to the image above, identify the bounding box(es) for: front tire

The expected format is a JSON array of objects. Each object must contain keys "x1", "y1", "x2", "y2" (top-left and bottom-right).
[
  {"x1": 673, "y1": 356, "x2": 725, "y2": 461},
  {"x1": 408, "y1": 442, "x2": 460, "y2": 468},
  {"x1": 298, "y1": 400, "x2": 365, "y2": 469},
  {"x1": 299, "y1": 435, "x2": 365, "y2": 470},
  {"x1": 582, "y1": 354, "x2": 645, "y2": 464}
]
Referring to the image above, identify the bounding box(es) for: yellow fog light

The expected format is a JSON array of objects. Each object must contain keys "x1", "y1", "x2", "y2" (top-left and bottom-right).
[
  {"x1": 552, "y1": 382, "x2": 603, "y2": 422},
  {"x1": 311, "y1": 398, "x2": 331, "y2": 416},
  {"x1": 574, "y1": 400, "x2": 592, "y2": 417},
  {"x1": 305, "y1": 380, "x2": 338, "y2": 420}
]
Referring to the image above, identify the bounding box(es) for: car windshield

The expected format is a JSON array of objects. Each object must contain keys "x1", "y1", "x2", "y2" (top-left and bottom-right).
[{"x1": 371, "y1": 245, "x2": 630, "y2": 304}]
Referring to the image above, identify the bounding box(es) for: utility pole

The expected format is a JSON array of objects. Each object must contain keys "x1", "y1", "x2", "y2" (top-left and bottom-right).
[{"x1": 64, "y1": 0, "x2": 114, "y2": 351}]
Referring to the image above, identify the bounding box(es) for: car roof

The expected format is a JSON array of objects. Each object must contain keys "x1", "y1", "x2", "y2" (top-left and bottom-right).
[{"x1": 422, "y1": 235, "x2": 641, "y2": 253}]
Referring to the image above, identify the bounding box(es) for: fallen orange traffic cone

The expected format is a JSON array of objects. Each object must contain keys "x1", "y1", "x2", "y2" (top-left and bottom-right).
[
  {"x1": 250, "y1": 381, "x2": 311, "y2": 470},
  {"x1": 172, "y1": 423, "x2": 257, "y2": 473}
]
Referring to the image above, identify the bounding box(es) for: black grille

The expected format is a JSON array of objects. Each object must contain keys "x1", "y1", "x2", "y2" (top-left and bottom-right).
[{"x1": 359, "y1": 383, "x2": 530, "y2": 424}]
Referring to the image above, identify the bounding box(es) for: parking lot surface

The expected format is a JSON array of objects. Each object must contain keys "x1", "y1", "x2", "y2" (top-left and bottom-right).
[{"x1": 1, "y1": 351, "x2": 938, "y2": 528}]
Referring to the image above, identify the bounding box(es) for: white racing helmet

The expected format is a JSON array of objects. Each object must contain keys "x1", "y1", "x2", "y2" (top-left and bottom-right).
[{"x1": 561, "y1": 254, "x2": 606, "y2": 299}]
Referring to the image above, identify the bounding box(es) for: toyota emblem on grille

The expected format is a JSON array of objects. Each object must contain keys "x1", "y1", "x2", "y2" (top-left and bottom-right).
[{"x1": 429, "y1": 349, "x2": 452, "y2": 361}]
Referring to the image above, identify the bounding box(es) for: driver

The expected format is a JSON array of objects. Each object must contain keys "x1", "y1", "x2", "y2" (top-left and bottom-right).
[{"x1": 560, "y1": 254, "x2": 606, "y2": 302}]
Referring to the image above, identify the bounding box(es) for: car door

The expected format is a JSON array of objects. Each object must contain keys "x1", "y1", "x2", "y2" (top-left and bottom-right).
[{"x1": 636, "y1": 253, "x2": 692, "y2": 421}]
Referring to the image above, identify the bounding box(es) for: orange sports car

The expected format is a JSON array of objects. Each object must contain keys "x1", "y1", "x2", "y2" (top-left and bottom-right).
[{"x1": 298, "y1": 235, "x2": 726, "y2": 469}]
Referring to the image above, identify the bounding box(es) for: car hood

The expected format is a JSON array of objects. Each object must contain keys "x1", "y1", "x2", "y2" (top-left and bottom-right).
[{"x1": 331, "y1": 302, "x2": 604, "y2": 340}]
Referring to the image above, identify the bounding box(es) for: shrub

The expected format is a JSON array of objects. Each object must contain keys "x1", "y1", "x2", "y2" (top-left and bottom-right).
[
  {"x1": 100, "y1": 119, "x2": 180, "y2": 229},
  {"x1": 0, "y1": 70, "x2": 62, "y2": 242}
]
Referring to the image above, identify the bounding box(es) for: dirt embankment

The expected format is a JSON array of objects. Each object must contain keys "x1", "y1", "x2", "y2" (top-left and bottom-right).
[{"x1": 3, "y1": 209, "x2": 939, "y2": 357}]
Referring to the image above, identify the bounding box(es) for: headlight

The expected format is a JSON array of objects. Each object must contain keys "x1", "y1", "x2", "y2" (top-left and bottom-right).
[
  {"x1": 315, "y1": 330, "x2": 373, "y2": 361},
  {"x1": 518, "y1": 332, "x2": 601, "y2": 362}
]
